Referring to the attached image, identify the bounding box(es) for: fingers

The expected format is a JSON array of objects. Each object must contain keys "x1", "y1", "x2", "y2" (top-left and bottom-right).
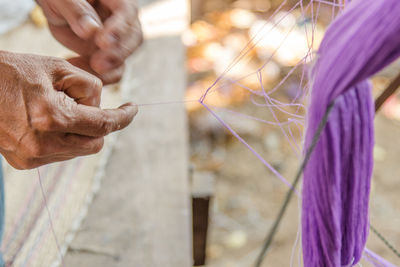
[
  {"x1": 64, "y1": 102, "x2": 138, "y2": 137},
  {"x1": 41, "y1": 0, "x2": 101, "y2": 39},
  {"x1": 91, "y1": 0, "x2": 143, "y2": 73},
  {"x1": 97, "y1": 63, "x2": 125, "y2": 85},
  {"x1": 37, "y1": 98, "x2": 138, "y2": 137},
  {"x1": 43, "y1": 0, "x2": 142, "y2": 84},
  {"x1": 23, "y1": 100, "x2": 137, "y2": 168},
  {"x1": 96, "y1": 11, "x2": 132, "y2": 50},
  {"x1": 55, "y1": 59, "x2": 103, "y2": 106},
  {"x1": 47, "y1": 59, "x2": 137, "y2": 137},
  {"x1": 61, "y1": 134, "x2": 104, "y2": 154},
  {"x1": 5, "y1": 134, "x2": 105, "y2": 169},
  {"x1": 31, "y1": 133, "x2": 104, "y2": 159},
  {"x1": 68, "y1": 56, "x2": 125, "y2": 85},
  {"x1": 91, "y1": 30, "x2": 141, "y2": 74},
  {"x1": 0, "y1": 52, "x2": 137, "y2": 170},
  {"x1": 93, "y1": 0, "x2": 139, "y2": 50},
  {"x1": 67, "y1": 56, "x2": 97, "y2": 76},
  {"x1": 49, "y1": 25, "x2": 97, "y2": 56},
  {"x1": 50, "y1": 0, "x2": 102, "y2": 39}
]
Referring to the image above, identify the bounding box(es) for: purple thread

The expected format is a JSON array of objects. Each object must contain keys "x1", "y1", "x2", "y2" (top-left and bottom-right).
[
  {"x1": 199, "y1": 0, "x2": 304, "y2": 102},
  {"x1": 200, "y1": 101, "x2": 296, "y2": 193},
  {"x1": 258, "y1": 71, "x2": 301, "y2": 156},
  {"x1": 364, "y1": 248, "x2": 398, "y2": 267}
]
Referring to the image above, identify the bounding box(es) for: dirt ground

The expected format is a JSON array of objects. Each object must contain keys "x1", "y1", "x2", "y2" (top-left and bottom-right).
[{"x1": 187, "y1": 1, "x2": 400, "y2": 266}]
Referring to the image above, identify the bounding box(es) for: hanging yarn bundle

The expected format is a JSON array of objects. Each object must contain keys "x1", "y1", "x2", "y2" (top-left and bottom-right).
[{"x1": 302, "y1": 0, "x2": 400, "y2": 266}]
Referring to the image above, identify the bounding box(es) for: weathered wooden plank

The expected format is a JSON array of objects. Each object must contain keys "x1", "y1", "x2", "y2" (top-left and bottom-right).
[{"x1": 64, "y1": 0, "x2": 192, "y2": 266}]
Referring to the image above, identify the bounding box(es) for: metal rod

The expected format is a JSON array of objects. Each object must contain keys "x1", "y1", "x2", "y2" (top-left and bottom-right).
[{"x1": 375, "y1": 72, "x2": 400, "y2": 112}]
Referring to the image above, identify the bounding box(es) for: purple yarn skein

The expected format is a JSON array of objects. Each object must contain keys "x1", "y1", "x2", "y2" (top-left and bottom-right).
[{"x1": 302, "y1": 0, "x2": 400, "y2": 266}]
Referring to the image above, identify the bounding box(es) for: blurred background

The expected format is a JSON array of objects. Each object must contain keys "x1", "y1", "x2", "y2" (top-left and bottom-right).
[{"x1": 185, "y1": 0, "x2": 400, "y2": 266}]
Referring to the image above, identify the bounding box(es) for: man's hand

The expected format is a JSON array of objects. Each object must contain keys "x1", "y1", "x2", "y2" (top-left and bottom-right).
[
  {"x1": 37, "y1": 0, "x2": 143, "y2": 84},
  {"x1": 0, "y1": 51, "x2": 137, "y2": 169}
]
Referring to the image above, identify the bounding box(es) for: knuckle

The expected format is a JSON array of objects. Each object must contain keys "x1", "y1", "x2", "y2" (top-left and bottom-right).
[
  {"x1": 92, "y1": 75, "x2": 103, "y2": 90},
  {"x1": 85, "y1": 75, "x2": 103, "y2": 105},
  {"x1": 100, "y1": 115, "x2": 114, "y2": 135},
  {"x1": 31, "y1": 115, "x2": 57, "y2": 132},
  {"x1": 53, "y1": 57, "x2": 70, "y2": 71},
  {"x1": 29, "y1": 99, "x2": 59, "y2": 132},
  {"x1": 90, "y1": 76, "x2": 103, "y2": 96},
  {"x1": 87, "y1": 97, "x2": 100, "y2": 107},
  {"x1": 102, "y1": 69, "x2": 123, "y2": 85},
  {"x1": 109, "y1": 54, "x2": 125, "y2": 66}
]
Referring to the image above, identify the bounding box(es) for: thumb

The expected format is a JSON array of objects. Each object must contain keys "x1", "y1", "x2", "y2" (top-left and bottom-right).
[
  {"x1": 56, "y1": 0, "x2": 102, "y2": 39},
  {"x1": 64, "y1": 102, "x2": 138, "y2": 137}
]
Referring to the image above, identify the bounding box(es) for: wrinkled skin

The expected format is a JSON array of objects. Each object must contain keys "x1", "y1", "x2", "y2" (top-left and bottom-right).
[
  {"x1": 0, "y1": 0, "x2": 142, "y2": 169},
  {"x1": 37, "y1": 0, "x2": 143, "y2": 84},
  {"x1": 0, "y1": 51, "x2": 137, "y2": 169}
]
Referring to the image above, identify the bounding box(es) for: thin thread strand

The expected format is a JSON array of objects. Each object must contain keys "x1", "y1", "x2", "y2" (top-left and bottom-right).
[
  {"x1": 37, "y1": 168, "x2": 65, "y2": 267},
  {"x1": 369, "y1": 224, "x2": 400, "y2": 259}
]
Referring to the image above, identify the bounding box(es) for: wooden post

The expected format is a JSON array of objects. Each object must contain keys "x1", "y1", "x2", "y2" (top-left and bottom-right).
[{"x1": 191, "y1": 172, "x2": 215, "y2": 266}]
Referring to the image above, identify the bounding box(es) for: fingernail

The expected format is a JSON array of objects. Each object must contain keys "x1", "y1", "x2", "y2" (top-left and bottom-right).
[
  {"x1": 123, "y1": 103, "x2": 139, "y2": 115},
  {"x1": 79, "y1": 16, "x2": 100, "y2": 37}
]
